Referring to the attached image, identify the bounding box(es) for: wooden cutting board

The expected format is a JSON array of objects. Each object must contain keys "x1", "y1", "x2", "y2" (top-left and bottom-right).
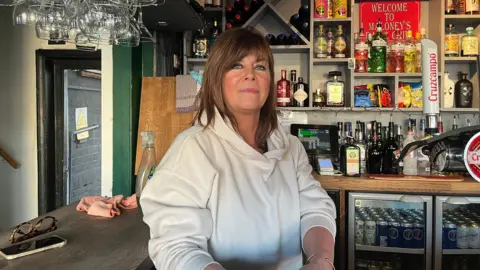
[
  {"x1": 367, "y1": 174, "x2": 464, "y2": 182},
  {"x1": 134, "y1": 77, "x2": 195, "y2": 175}
]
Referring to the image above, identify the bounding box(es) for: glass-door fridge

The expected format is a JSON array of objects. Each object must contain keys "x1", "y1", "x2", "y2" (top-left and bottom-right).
[
  {"x1": 435, "y1": 196, "x2": 480, "y2": 270},
  {"x1": 349, "y1": 193, "x2": 432, "y2": 270}
]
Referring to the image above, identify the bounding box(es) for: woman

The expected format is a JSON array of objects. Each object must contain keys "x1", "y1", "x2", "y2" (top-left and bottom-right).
[{"x1": 140, "y1": 27, "x2": 336, "y2": 270}]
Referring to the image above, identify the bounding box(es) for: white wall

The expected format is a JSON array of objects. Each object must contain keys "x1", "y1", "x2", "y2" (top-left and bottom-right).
[{"x1": 0, "y1": 8, "x2": 113, "y2": 230}]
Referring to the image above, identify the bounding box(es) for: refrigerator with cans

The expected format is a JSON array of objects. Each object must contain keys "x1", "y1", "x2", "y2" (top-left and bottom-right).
[
  {"x1": 348, "y1": 193, "x2": 433, "y2": 270},
  {"x1": 434, "y1": 196, "x2": 480, "y2": 270}
]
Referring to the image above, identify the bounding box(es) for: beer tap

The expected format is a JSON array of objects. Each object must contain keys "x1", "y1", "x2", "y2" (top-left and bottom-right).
[{"x1": 421, "y1": 38, "x2": 439, "y2": 136}]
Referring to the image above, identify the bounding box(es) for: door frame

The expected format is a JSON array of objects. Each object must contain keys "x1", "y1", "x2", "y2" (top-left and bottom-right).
[{"x1": 36, "y1": 50, "x2": 101, "y2": 215}]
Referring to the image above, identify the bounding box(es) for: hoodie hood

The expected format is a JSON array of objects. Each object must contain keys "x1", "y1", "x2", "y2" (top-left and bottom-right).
[{"x1": 198, "y1": 107, "x2": 290, "y2": 164}]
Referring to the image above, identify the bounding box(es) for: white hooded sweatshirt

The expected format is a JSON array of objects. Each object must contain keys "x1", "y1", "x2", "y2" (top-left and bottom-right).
[{"x1": 140, "y1": 108, "x2": 337, "y2": 270}]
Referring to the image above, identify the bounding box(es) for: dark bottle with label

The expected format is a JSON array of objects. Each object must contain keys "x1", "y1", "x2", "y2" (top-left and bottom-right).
[
  {"x1": 290, "y1": 70, "x2": 297, "y2": 104},
  {"x1": 455, "y1": 72, "x2": 473, "y2": 108},
  {"x1": 193, "y1": 28, "x2": 208, "y2": 58},
  {"x1": 208, "y1": 19, "x2": 220, "y2": 50},
  {"x1": 340, "y1": 137, "x2": 361, "y2": 177},
  {"x1": 382, "y1": 120, "x2": 399, "y2": 174},
  {"x1": 368, "y1": 126, "x2": 383, "y2": 174},
  {"x1": 293, "y1": 77, "x2": 309, "y2": 107}
]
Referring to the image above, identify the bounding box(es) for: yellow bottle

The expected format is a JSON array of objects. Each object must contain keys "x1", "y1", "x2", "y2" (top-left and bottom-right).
[{"x1": 404, "y1": 30, "x2": 417, "y2": 73}]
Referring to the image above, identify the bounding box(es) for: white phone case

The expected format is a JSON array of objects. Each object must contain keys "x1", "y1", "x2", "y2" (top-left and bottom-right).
[{"x1": 0, "y1": 235, "x2": 67, "y2": 260}]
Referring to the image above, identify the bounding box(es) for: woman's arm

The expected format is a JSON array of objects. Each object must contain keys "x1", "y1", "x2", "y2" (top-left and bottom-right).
[{"x1": 303, "y1": 227, "x2": 335, "y2": 268}]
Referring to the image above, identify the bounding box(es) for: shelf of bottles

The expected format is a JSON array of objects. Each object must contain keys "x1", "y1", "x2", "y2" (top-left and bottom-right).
[
  {"x1": 435, "y1": 196, "x2": 480, "y2": 269},
  {"x1": 349, "y1": 193, "x2": 432, "y2": 270}
]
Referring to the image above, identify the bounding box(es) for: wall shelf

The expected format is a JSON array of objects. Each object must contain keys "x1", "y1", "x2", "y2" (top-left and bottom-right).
[
  {"x1": 313, "y1": 17, "x2": 352, "y2": 22},
  {"x1": 443, "y1": 248, "x2": 480, "y2": 255},
  {"x1": 445, "y1": 57, "x2": 477, "y2": 63},
  {"x1": 313, "y1": 58, "x2": 350, "y2": 64},
  {"x1": 356, "y1": 244, "x2": 424, "y2": 254}
]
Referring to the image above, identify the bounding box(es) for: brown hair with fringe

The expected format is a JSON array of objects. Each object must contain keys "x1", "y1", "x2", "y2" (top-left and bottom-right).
[{"x1": 193, "y1": 27, "x2": 277, "y2": 147}]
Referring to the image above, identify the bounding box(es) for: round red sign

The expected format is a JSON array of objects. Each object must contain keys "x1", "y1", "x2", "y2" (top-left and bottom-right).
[{"x1": 464, "y1": 132, "x2": 480, "y2": 182}]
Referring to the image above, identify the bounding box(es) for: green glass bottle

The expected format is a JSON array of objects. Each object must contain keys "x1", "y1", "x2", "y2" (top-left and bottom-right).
[
  {"x1": 371, "y1": 18, "x2": 387, "y2": 73},
  {"x1": 340, "y1": 136, "x2": 361, "y2": 177}
]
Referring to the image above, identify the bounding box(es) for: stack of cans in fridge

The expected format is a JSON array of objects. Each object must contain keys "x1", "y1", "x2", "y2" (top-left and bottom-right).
[
  {"x1": 443, "y1": 207, "x2": 480, "y2": 249},
  {"x1": 355, "y1": 207, "x2": 425, "y2": 249}
]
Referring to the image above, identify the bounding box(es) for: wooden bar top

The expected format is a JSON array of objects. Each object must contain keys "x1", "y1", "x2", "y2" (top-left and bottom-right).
[
  {"x1": 0, "y1": 203, "x2": 153, "y2": 270},
  {"x1": 315, "y1": 174, "x2": 480, "y2": 195}
]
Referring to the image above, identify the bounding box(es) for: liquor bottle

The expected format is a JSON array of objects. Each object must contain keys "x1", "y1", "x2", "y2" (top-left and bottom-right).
[
  {"x1": 208, "y1": 19, "x2": 220, "y2": 50},
  {"x1": 452, "y1": 115, "x2": 458, "y2": 130},
  {"x1": 382, "y1": 117, "x2": 399, "y2": 174},
  {"x1": 390, "y1": 30, "x2": 405, "y2": 73},
  {"x1": 298, "y1": 5, "x2": 310, "y2": 21},
  {"x1": 367, "y1": 32, "x2": 373, "y2": 72},
  {"x1": 371, "y1": 18, "x2": 387, "y2": 73},
  {"x1": 314, "y1": 25, "x2": 328, "y2": 58},
  {"x1": 225, "y1": 5, "x2": 235, "y2": 20},
  {"x1": 213, "y1": 0, "x2": 222, "y2": 8},
  {"x1": 334, "y1": 25, "x2": 347, "y2": 58},
  {"x1": 312, "y1": 89, "x2": 325, "y2": 107},
  {"x1": 265, "y1": 34, "x2": 276, "y2": 45},
  {"x1": 417, "y1": 120, "x2": 430, "y2": 175},
  {"x1": 461, "y1": 27, "x2": 479, "y2": 56},
  {"x1": 340, "y1": 136, "x2": 361, "y2": 177},
  {"x1": 326, "y1": 28, "x2": 335, "y2": 58},
  {"x1": 458, "y1": 0, "x2": 466, "y2": 14},
  {"x1": 193, "y1": 28, "x2": 208, "y2": 58},
  {"x1": 376, "y1": 122, "x2": 383, "y2": 150},
  {"x1": 455, "y1": 72, "x2": 473, "y2": 108},
  {"x1": 438, "y1": 114, "x2": 444, "y2": 133},
  {"x1": 276, "y1": 34, "x2": 287, "y2": 45},
  {"x1": 325, "y1": 71, "x2": 344, "y2": 107},
  {"x1": 444, "y1": 71, "x2": 455, "y2": 108},
  {"x1": 293, "y1": 77, "x2": 309, "y2": 107},
  {"x1": 276, "y1": 70, "x2": 291, "y2": 107},
  {"x1": 205, "y1": 0, "x2": 213, "y2": 8},
  {"x1": 386, "y1": 39, "x2": 392, "y2": 73},
  {"x1": 290, "y1": 70, "x2": 297, "y2": 104},
  {"x1": 354, "y1": 30, "x2": 369, "y2": 72},
  {"x1": 445, "y1": 0, "x2": 457, "y2": 14},
  {"x1": 367, "y1": 127, "x2": 383, "y2": 174},
  {"x1": 396, "y1": 125, "x2": 404, "y2": 174},
  {"x1": 445, "y1": 24, "x2": 459, "y2": 57},
  {"x1": 250, "y1": 0, "x2": 264, "y2": 14},
  {"x1": 402, "y1": 125, "x2": 418, "y2": 176},
  {"x1": 466, "y1": 0, "x2": 479, "y2": 14},
  {"x1": 288, "y1": 33, "x2": 300, "y2": 45},
  {"x1": 355, "y1": 128, "x2": 367, "y2": 174},
  {"x1": 233, "y1": 0, "x2": 245, "y2": 10},
  {"x1": 404, "y1": 30, "x2": 417, "y2": 73},
  {"x1": 289, "y1": 13, "x2": 302, "y2": 31},
  {"x1": 416, "y1": 28, "x2": 426, "y2": 72}
]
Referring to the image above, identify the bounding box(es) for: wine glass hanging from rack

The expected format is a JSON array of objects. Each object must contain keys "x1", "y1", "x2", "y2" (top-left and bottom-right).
[{"x1": 2, "y1": 0, "x2": 160, "y2": 48}]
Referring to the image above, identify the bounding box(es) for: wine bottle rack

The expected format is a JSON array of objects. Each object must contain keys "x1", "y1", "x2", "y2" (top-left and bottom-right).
[{"x1": 183, "y1": 0, "x2": 480, "y2": 114}]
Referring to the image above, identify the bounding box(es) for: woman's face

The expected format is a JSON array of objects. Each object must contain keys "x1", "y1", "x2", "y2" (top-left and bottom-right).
[{"x1": 223, "y1": 54, "x2": 271, "y2": 115}]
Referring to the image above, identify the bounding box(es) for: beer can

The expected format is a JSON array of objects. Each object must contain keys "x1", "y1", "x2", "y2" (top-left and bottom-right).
[
  {"x1": 443, "y1": 222, "x2": 457, "y2": 249},
  {"x1": 401, "y1": 222, "x2": 414, "y2": 248},
  {"x1": 388, "y1": 221, "x2": 401, "y2": 247},
  {"x1": 469, "y1": 222, "x2": 480, "y2": 248},
  {"x1": 355, "y1": 259, "x2": 368, "y2": 270},
  {"x1": 413, "y1": 222, "x2": 425, "y2": 249},
  {"x1": 355, "y1": 218, "x2": 365, "y2": 245},
  {"x1": 374, "y1": 213, "x2": 382, "y2": 221},
  {"x1": 457, "y1": 223, "x2": 470, "y2": 249},
  {"x1": 376, "y1": 220, "x2": 389, "y2": 247},
  {"x1": 364, "y1": 218, "x2": 376, "y2": 245}
]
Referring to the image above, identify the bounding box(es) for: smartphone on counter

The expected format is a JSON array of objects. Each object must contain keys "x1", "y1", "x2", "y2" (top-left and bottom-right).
[{"x1": 0, "y1": 235, "x2": 67, "y2": 260}]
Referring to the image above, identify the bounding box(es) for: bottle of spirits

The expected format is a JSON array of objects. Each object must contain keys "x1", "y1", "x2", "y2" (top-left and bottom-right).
[
  {"x1": 205, "y1": 0, "x2": 213, "y2": 8},
  {"x1": 334, "y1": 25, "x2": 347, "y2": 58},
  {"x1": 367, "y1": 32, "x2": 373, "y2": 72},
  {"x1": 367, "y1": 127, "x2": 383, "y2": 174},
  {"x1": 396, "y1": 125, "x2": 404, "y2": 174},
  {"x1": 461, "y1": 27, "x2": 479, "y2": 56},
  {"x1": 417, "y1": 120, "x2": 430, "y2": 175},
  {"x1": 458, "y1": 0, "x2": 466, "y2": 14},
  {"x1": 193, "y1": 28, "x2": 208, "y2": 58},
  {"x1": 402, "y1": 125, "x2": 418, "y2": 176},
  {"x1": 293, "y1": 77, "x2": 309, "y2": 107},
  {"x1": 445, "y1": 0, "x2": 457, "y2": 14},
  {"x1": 390, "y1": 30, "x2": 405, "y2": 73},
  {"x1": 455, "y1": 72, "x2": 473, "y2": 108},
  {"x1": 355, "y1": 128, "x2": 367, "y2": 174},
  {"x1": 213, "y1": 0, "x2": 222, "y2": 8},
  {"x1": 208, "y1": 19, "x2": 220, "y2": 50},
  {"x1": 325, "y1": 71, "x2": 344, "y2": 107},
  {"x1": 354, "y1": 29, "x2": 368, "y2": 72},
  {"x1": 452, "y1": 115, "x2": 458, "y2": 130},
  {"x1": 404, "y1": 30, "x2": 417, "y2": 73},
  {"x1": 371, "y1": 18, "x2": 387, "y2": 73},
  {"x1": 312, "y1": 89, "x2": 325, "y2": 107},
  {"x1": 290, "y1": 70, "x2": 297, "y2": 104},
  {"x1": 314, "y1": 25, "x2": 328, "y2": 58},
  {"x1": 326, "y1": 28, "x2": 335, "y2": 58},
  {"x1": 416, "y1": 28, "x2": 426, "y2": 72},
  {"x1": 466, "y1": 0, "x2": 479, "y2": 14},
  {"x1": 276, "y1": 70, "x2": 291, "y2": 107},
  {"x1": 444, "y1": 71, "x2": 455, "y2": 108},
  {"x1": 445, "y1": 24, "x2": 459, "y2": 57},
  {"x1": 340, "y1": 136, "x2": 361, "y2": 177},
  {"x1": 382, "y1": 117, "x2": 399, "y2": 174}
]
